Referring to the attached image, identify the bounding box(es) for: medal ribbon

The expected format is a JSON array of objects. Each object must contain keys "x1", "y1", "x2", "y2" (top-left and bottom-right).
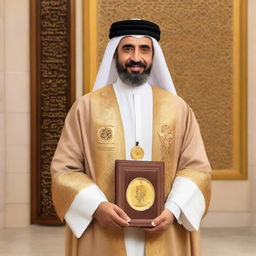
[{"x1": 134, "y1": 93, "x2": 142, "y2": 146}]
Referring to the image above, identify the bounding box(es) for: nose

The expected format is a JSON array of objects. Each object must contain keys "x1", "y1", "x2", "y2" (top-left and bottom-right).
[{"x1": 131, "y1": 48, "x2": 141, "y2": 62}]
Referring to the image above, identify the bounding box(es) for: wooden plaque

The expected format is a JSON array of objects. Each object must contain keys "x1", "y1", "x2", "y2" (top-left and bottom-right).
[{"x1": 115, "y1": 160, "x2": 164, "y2": 227}]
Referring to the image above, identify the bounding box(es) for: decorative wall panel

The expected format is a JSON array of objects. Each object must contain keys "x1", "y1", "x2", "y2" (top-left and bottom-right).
[
  {"x1": 31, "y1": 0, "x2": 76, "y2": 224},
  {"x1": 84, "y1": 0, "x2": 247, "y2": 179}
]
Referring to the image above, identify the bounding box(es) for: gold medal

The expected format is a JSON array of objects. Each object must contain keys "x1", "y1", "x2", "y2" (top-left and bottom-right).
[
  {"x1": 130, "y1": 142, "x2": 144, "y2": 160},
  {"x1": 126, "y1": 177, "x2": 155, "y2": 211}
]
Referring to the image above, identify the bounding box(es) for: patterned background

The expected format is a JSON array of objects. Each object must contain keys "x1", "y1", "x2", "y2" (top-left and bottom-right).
[
  {"x1": 32, "y1": 0, "x2": 73, "y2": 221},
  {"x1": 97, "y1": 0, "x2": 234, "y2": 170}
]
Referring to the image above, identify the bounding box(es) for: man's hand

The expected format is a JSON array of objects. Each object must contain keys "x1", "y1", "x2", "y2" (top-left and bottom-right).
[
  {"x1": 93, "y1": 202, "x2": 130, "y2": 229},
  {"x1": 144, "y1": 208, "x2": 174, "y2": 234}
]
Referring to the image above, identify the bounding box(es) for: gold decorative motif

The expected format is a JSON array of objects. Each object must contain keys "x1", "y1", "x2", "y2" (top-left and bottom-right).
[
  {"x1": 158, "y1": 125, "x2": 174, "y2": 147},
  {"x1": 97, "y1": 126, "x2": 114, "y2": 144},
  {"x1": 158, "y1": 125, "x2": 174, "y2": 166},
  {"x1": 126, "y1": 177, "x2": 155, "y2": 211}
]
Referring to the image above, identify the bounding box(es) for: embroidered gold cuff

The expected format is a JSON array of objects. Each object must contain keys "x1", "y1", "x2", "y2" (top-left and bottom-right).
[{"x1": 52, "y1": 171, "x2": 94, "y2": 221}]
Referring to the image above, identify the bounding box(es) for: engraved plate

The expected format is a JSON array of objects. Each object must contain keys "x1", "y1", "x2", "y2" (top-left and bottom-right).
[{"x1": 126, "y1": 177, "x2": 155, "y2": 211}]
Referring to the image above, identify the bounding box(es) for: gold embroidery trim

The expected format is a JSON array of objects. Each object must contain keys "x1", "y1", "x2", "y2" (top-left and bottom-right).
[
  {"x1": 152, "y1": 86, "x2": 176, "y2": 196},
  {"x1": 52, "y1": 171, "x2": 94, "y2": 221},
  {"x1": 90, "y1": 85, "x2": 126, "y2": 202}
]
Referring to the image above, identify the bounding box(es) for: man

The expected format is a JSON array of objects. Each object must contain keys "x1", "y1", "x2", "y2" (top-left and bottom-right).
[{"x1": 51, "y1": 19, "x2": 211, "y2": 256}]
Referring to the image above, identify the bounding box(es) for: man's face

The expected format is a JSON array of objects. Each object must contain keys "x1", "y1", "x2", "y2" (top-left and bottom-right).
[{"x1": 115, "y1": 36, "x2": 153, "y2": 86}]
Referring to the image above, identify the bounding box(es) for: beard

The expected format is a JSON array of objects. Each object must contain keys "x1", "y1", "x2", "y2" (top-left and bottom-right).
[{"x1": 115, "y1": 58, "x2": 151, "y2": 87}]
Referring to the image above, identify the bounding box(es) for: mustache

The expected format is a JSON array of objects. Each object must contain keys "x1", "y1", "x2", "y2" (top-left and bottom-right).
[{"x1": 125, "y1": 60, "x2": 146, "y2": 68}]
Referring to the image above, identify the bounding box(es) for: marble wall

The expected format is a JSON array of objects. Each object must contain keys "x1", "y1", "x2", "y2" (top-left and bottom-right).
[
  {"x1": 0, "y1": 0, "x2": 255, "y2": 228},
  {"x1": 248, "y1": 0, "x2": 256, "y2": 226},
  {"x1": 0, "y1": 0, "x2": 4, "y2": 228},
  {"x1": 0, "y1": 0, "x2": 30, "y2": 228}
]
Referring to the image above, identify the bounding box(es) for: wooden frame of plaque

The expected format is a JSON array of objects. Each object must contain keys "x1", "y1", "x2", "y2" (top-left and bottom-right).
[{"x1": 115, "y1": 160, "x2": 164, "y2": 227}]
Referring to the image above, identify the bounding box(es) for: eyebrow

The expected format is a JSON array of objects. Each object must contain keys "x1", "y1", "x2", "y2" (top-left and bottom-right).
[
  {"x1": 140, "y1": 44, "x2": 151, "y2": 49},
  {"x1": 122, "y1": 44, "x2": 134, "y2": 48},
  {"x1": 122, "y1": 44, "x2": 152, "y2": 49}
]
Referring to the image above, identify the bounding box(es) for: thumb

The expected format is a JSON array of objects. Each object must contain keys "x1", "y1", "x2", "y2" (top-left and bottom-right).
[
  {"x1": 151, "y1": 212, "x2": 165, "y2": 227},
  {"x1": 113, "y1": 205, "x2": 131, "y2": 222}
]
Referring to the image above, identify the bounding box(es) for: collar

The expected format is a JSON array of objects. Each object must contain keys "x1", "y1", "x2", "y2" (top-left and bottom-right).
[{"x1": 113, "y1": 77, "x2": 151, "y2": 95}]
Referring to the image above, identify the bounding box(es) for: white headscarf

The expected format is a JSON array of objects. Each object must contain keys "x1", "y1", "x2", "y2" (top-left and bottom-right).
[{"x1": 93, "y1": 35, "x2": 177, "y2": 94}]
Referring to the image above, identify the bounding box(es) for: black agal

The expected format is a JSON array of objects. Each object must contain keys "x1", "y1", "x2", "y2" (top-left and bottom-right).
[{"x1": 109, "y1": 19, "x2": 161, "y2": 41}]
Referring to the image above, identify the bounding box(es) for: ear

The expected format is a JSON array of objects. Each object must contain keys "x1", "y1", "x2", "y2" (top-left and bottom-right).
[{"x1": 114, "y1": 49, "x2": 118, "y2": 58}]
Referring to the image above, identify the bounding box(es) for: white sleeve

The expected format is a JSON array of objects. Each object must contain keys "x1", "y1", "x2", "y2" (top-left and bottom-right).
[
  {"x1": 64, "y1": 184, "x2": 108, "y2": 238},
  {"x1": 166, "y1": 176, "x2": 205, "y2": 231},
  {"x1": 165, "y1": 200, "x2": 181, "y2": 220}
]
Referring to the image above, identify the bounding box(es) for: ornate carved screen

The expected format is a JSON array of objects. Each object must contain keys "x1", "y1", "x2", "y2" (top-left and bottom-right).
[
  {"x1": 30, "y1": 0, "x2": 76, "y2": 224},
  {"x1": 83, "y1": 0, "x2": 247, "y2": 180}
]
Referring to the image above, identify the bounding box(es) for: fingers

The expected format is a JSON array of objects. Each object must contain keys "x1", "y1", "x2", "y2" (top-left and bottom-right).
[
  {"x1": 144, "y1": 209, "x2": 174, "y2": 234},
  {"x1": 107, "y1": 218, "x2": 123, "y2": 229},
  {"x1": 151, "y1": 212, "x2": 165, "y2": 227},
  {"x1": 112, "y1": 205, "x2": 130, "y2": 227},
  {"x1": 112, "y1": 213, "x2": 130, "y2": 227},
  {"x1": 144, "y1": 220, "x2": 168, "y2": 233},
  {"x1": 113, "y1": 205, "x2": 131, "y2": 222},
  {"x1": 93, "y1": 202, "x2": 130, "y2": 229}
]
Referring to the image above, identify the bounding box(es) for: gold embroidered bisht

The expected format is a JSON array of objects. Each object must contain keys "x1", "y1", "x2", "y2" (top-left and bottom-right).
[{"x1": 51, "y1": 85, "x2": 211, "y2": 256}]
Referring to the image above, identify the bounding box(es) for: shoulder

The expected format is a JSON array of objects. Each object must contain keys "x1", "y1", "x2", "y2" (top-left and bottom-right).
[
  {"x1": 70, "y1": 85, "x2": 113, "y2": 110},
  {"x1": 152, "y1": 86, "x2": 189, "y2": 110},
  {"x1": 70, "y1": 94, "x2": 90, "y2": 111},
  {"x1": 152, "y1": 86, "x2": 199, "y2": 128},
  {"x1": 90, "y1": 84, "x2": 113, "y2": 97}
]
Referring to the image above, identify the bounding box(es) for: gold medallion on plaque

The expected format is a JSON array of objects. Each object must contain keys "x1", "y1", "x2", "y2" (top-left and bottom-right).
[
  {"x1": 130, "y1": 146, "x2": 144, "y2": 160},
  {"x1": 126, "y1": 177, "x2": 155, "y2": 211}
]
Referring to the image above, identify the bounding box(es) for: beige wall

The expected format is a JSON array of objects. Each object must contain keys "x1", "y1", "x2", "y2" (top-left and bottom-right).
[
  {"x1": 0, "y1": 0, "x2": 30, "y2": 228},
  {"x1": 248, "y1": 0, "x2": 256, "y2": 226},
  {"x1": 0, "y1": 0, "x2": 4, "y2": 228},
  {"x1": 0, "y1": 0, "x2": 255, "y2": 228}
]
